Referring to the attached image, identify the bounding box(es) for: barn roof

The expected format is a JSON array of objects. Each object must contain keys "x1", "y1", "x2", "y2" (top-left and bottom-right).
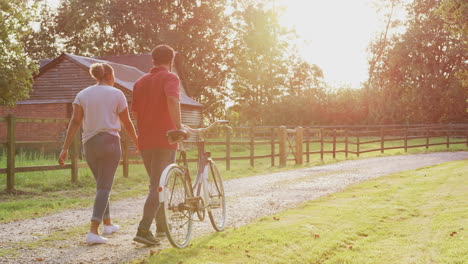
[
  {"x1": 27, "y1": 53, "x2": 203, "y2": 108},
  {"x1": 67, "y1": 54, "x2": 143, "y2": 92}
]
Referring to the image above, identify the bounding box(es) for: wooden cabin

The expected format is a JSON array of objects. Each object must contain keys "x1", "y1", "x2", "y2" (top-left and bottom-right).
[{"x1": 0, "y1": 53, "x2": 203, "y2": 144}]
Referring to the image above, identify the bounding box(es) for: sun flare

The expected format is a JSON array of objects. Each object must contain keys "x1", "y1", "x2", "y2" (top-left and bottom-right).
[{"x1": 277, "y1": 0, "x2": 386, "y2": 87}]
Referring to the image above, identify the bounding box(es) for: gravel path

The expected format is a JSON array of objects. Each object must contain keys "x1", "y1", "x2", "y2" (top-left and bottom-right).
[{"x1": 1, "y1": 152, "x2": 467, "y2": 264}]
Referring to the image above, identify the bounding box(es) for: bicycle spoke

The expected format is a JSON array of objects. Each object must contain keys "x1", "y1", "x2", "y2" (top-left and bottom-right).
[
  {"x1": 207, "y1": 161, "x2": 226, "y2": 232},
  {"x1": 162, "y1": 166, "x2": 193, "y2": 248}
]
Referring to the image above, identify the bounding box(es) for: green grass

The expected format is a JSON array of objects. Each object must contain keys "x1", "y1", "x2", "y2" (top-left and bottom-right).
[
  {"x1": 0, "y1": 137, "x2": 466, "y2": 223},
  {"x1": 135, "y1": 160, "x2": 468, "y2": 264},
  {"x1": 0, "y1": 158, "x2": 150, "y2": 223}
]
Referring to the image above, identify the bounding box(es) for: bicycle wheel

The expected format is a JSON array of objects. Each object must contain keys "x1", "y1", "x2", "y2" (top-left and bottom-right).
[
  {"x1": 206, "y1": 161, "x2": 226, "y2": 231},
  {"x1": 161, "y1": 165, "x2": 193, "y2": 248}
]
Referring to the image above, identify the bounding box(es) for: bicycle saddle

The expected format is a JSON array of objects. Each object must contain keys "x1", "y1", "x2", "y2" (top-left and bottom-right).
[{"x1": 166, "y1": 129, "x2": 189, "y2": 143}]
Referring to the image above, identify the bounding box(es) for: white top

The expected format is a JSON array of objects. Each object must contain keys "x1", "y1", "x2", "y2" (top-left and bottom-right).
[{"x1": 73, "y1": 85, "x2": 128, "y2": 144}]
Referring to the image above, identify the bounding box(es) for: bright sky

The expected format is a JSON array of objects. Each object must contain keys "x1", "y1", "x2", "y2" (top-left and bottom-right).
[
  {"x1": 46, "y1": 0, "x2": 392, "y2": 88},
  {"x1": 278, "y1": 0, "x2": 387, "y2": 88}
]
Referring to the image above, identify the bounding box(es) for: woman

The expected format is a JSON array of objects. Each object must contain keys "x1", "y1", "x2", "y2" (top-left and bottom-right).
[{"x1": 58, "y1": 63, "x2": 138, "y2": 244}]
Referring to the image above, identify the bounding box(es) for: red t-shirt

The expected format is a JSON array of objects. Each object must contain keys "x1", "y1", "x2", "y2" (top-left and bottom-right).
[{"x1": 132, "y1": 66, "x2": 180, "y2": 150}]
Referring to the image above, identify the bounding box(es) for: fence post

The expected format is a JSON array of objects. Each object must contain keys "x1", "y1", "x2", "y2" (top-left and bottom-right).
[
  {"x1": 357, "y1": 133, "x2": 360, "y2": 157},
  {"x1": 320, "y1": 128, "x2": 324, "y2": 160},
  {"x1": 122, "y1": 134, "x2": 129, "y2": 178},
  {"x1": 306, "y1": 127, "x2": 310, "y2": 163},
  {"x1": 279, "y1": 126, "x2": 287, "y2": 167},
  {"x1": 70, "y1": 132, "x2": 80, "y2": 184},
  {"x1": 6, "y1": 114, "x2": 16, "y2": 193},
  {"x1": 466, "y1": 125, "x2": 468, "y2": 147},
  {"x1": 295, "y1": 127, "x2": 303, "y2": 165},
  {"x1": 379, "y1": 127, "x2": 384, "y2": 153},
  {"x1": 250, "y1": 127, "x2": 254, "y2": 167},
  {"x1": 270, "y1": 127, "x2": 275, "y2": 167},
  {"x1": 404, "y1": 127, "x2": 408, "y2": 152},
  {"x1": 426, "y1": 126, "x2": 429, "y2": 150},
  {"x1": 226, "y1": 126, "x2": 231, "y2": 171},
  {"x1": 446, "y1": 126, "x2": 450, "y2": 149},
  {"x1": 332, "y1": 129, "x2": 336, "y2": 159},
  {"x1": 345, "y1": 130, "x2": 348, "y2": 158}
]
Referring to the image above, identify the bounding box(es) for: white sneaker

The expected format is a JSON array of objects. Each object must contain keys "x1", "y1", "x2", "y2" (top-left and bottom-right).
[
  {"x1": 86, "y1": 232, "x2": 108, "y2": 244},
  {"x1": 102, "y1": 224, "x2": 120, "y2": 235}
]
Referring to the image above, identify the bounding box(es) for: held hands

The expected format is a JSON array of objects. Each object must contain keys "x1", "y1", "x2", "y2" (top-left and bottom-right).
[{"x1": 58, "y1": 149, "x2": 68, "y2": 166}]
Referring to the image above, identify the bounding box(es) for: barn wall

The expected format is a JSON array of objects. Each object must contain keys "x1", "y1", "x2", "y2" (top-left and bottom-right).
[
  {"x1": 181, "y1": 106, "x2": 203, "y2": 128},
  {"x1": 0, "y1": 103, "x2": 69, "y2": 143},
  {"x1": 30, "y1": 59, "x2": 96, "y2": 102}
]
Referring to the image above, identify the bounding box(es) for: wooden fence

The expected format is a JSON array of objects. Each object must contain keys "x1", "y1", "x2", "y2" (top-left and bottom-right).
[{"x1": 1, "y1": 114, "x2": 467, "y2": 193}]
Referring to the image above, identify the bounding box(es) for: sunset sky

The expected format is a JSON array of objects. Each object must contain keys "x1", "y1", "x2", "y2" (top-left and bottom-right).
[
  {"x1": 45, "y1": 0, "x2": 399, "y2": 88},
  {"x1": 278, "y1": 0, "x2": 389, "y2": 88}
]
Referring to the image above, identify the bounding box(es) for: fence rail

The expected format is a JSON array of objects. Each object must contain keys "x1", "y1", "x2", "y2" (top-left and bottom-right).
[{"x1": 1, "y1": 114, "x2": 467, "y2": 193}]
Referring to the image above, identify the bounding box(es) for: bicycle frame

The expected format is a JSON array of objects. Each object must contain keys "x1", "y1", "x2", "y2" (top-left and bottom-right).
[
  {"x1": 158, "y1": 125, "x2": 220, "y2": 208},
  {"x1": 192, "y1": 134, "x2": 213, "y2": 213}
]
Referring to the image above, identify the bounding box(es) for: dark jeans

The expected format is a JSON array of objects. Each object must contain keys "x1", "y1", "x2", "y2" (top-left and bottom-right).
[
  {"x1": 138, "y1": 148, "x2": 176, "y2": 231},
  {"x1": 84, "y1": 132, "x2": 121, "y2": 223}
]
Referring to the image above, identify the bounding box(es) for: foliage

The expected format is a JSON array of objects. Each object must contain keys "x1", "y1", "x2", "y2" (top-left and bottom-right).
[
  {"x1": 323, "y1": 87, "x2": 368, "y2": 125},
  {"x1": 10, "y1": 0, "x2": 466, "y2": 125},
  {"x1": 230, "y1": 3, "x2": 326, "y2": 126},
  {"x1": 437, "y1": 0, "x2": 467, "y2": 36},
  {"x1": 30, "y1": 0, "x2": 234, "y2": 121},
  {"x1": 0, "y1": 0, "x2": 38, "y2": 106},
  {"x1": 230, "y1": 4, "x2": 289, "y2": 125},
  {"x1": 367, "y1": 0, "x2": 467, "y2": 124},
  {"x1": 22, "y1": 3, "x2": 60, "y2": 61}
]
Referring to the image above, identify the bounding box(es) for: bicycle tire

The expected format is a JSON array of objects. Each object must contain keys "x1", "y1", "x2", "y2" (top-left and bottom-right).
[
  {"x1": 161, "y1": 165, "x2": 193, "y2": 248},
  {"x1": 206, "y1": 160, "x2": 226, "y2": 231}
]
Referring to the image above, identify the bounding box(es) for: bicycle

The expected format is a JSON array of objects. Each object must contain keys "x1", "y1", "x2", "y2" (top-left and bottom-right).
[{"x1": 158, "y1": 120, "x2": 230, "y2": 248}]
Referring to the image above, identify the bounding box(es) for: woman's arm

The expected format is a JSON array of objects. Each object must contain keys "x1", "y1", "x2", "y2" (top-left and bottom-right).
[
  {"x1": 119, "y1": 108, "x2": 138, "y2": 147},
  {"x1": 58, "y1": 104, "x2": 83, "y2": 166}
]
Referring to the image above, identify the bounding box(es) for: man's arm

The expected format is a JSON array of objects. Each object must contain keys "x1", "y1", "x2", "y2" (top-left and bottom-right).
[
  {"x1": 167, "y1": 96, "x2": 182, "y2": 129},
  {"x1": 58, "y1": 104, "x2": 83, "y2": 165}
]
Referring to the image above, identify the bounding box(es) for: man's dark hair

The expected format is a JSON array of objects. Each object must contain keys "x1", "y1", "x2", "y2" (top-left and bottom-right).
[{"x1": 151, "y1": 45, "x2": 175, "y2": 65}]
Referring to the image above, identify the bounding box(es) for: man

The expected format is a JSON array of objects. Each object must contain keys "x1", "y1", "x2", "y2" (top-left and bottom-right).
[{"x1": 132, "y1": 45, "x2": 184, "y2": 245}]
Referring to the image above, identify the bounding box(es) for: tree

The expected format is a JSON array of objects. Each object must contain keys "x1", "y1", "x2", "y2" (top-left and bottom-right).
[
  {"x1": 365, "y1": 0, "x2": 404, "y2": 123},
  {"x1": 40, "y1": 0, "x2": 235, "y2": 121},
  {"x1": 0, "y1": 0, "x2": 38, "y2": 106},
  {"x1": 368, "y1": 0, "x2": 467, "y2": 124},
  {"x1": 230, "y1": 4, "x2": 291, "y2": 125},
  {"x1": 323, "y1": 87, "x2": 368, "y2": 125},
  {"x1": 287, "y1": 54, "x2": 324, "y2": 97},
  {"x1": 22, "y1": 3, "x2": 60, "y2": 61},
  {"x1": 437, "y1": 0, "x2": 467, "y2": 36}
]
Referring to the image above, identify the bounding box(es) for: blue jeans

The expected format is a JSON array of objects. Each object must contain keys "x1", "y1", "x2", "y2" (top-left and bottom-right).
[
  {"x1": 138, "y1": 148, "x2": 176, "y2": 231},
  {"x1": 84, "y1": 132, "x2": 121, "y2": 223}
]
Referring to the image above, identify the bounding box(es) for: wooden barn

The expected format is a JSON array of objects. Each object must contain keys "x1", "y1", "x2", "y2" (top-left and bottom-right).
[{"x1": 0, "y1": 53, "x2": 203, "y2": 143}]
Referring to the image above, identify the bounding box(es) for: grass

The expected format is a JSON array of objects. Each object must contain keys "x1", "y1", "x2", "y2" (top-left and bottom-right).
[
  {"x1": 135, "y1": 160, "x2": 468, "y2": 264},
  {"x1": 0, "y1": 137, "x2": 466, "y2": 223}
]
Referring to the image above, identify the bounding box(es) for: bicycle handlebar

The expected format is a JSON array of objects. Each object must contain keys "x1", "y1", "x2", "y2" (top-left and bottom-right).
[{"x1": 184, "y1": 120, "x2": 232, "y2": 133}]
